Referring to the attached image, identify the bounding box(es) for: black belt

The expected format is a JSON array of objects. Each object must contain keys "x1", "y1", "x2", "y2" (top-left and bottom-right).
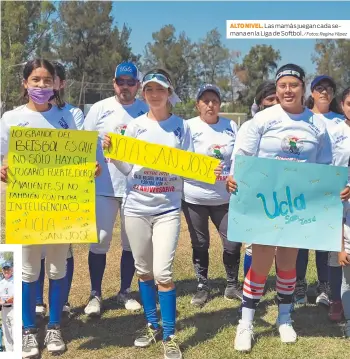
[{"x1": 2, "y1": 305, "x2": 12, "y2": 308}]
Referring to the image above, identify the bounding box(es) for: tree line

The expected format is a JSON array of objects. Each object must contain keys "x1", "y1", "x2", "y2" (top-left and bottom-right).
[{"x1": 1, "y1": 1, "x2": 349, "y2": 115}]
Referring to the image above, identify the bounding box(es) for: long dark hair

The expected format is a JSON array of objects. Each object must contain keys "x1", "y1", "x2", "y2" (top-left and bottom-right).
[
  {"x1": 52, "y1": 61, "x2": 66, "y2": 101},
  {"x1": 305, "y1": 95, "x2": 342, "y2": 114},
  {"x1": 342, "y1": 87, "x2": 350, "y2": 104},
  {"x1": 22, "y1": 59, "x2": 64, "y2": 108}
]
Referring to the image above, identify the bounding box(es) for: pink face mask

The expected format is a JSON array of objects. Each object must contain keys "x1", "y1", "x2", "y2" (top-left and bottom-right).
[{"x1": 27, "y1": 87, "x2": 54, "y2": 104}]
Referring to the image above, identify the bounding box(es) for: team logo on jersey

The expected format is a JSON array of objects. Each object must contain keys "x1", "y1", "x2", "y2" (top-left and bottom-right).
[
  {"x1": 115, "y1": 124, "x2": 127, "y2": 135},
  {"x1": 136, "y1": 127, "x2": 147, "y2": 137},
  {"x1": 58, "y1": 118, "x2": 69, "y2": 129},
  {"x1": 173, "y1": 127, "x2": 182, "y2": 141},
  {"x1": 17, "y1": 121, "x2": 29, "y2": 127},
  {"x1": 207, "y1": 144, "x2": 227, "y2": 160},
  {"x1": 5, "y1": 288, "x2": 8, "y2": 295},
  {"x1": 192, "y1": 132, "x2": 203, "y2": 140},
  {"x1": 281, "y1": 136, "x2": 304, "y2": 155},
  {"x1": 100, "y1": 110, "x2": 115, "y2": 120}
]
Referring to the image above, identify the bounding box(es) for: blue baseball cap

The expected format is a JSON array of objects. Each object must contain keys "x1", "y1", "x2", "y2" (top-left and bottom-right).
[
  {"x1": 115, "y1": 62, "x2": 139, "y2": 80},
  {"x1": 2, "y1": 261, "x2": 12, "y2": 269},
  {"x1": 311, "y1": 75, "x2": 336, "y2": 92},
  {"x1": 196, "y1": 84, "x2": 221, "y2": 101}
]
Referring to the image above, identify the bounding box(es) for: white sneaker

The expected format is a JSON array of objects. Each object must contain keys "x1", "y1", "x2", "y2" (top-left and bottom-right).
[
  {"x1": 44, "y1": 326, "x2": 66, "y2": 354},
  {"x1": 35, "y1": 303, "x2": 47, "y2": 317},
  {"x1": 234, "y1": 320, "x2": 254, "y2": 352},
  {"x1": 316, "y1": 282, "x2": 330, "y2": 307},
  {"x1": 22, "y1": 329, "x2": 39, "y2": 358},
  {"x1": 84, "y1": 295, "x2": 101, "y2": 316},
  {"x1": 316, "y1": 292, "x2": 330, "y2": 307},
  {"x1": 117, "y1": 290, "x2": 141, "y2": 311},
  {"x1": 276, "y1": 317, "x2": 297, "y2": 343}
]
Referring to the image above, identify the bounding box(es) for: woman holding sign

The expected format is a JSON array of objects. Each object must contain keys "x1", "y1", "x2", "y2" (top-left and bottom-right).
[
  {"x1": 240, "y1": 81, "x2": 278, "y2": 277},
  {"x1": 294, "y1": 75, "x2": 344, "y2": 309},
  {"x1": 328, "y1": 87, "x2": 350, "y2": 325},
  {"x1": 36, "y1": 61, "x2": 83, "y2": 319},
  {"x1": 227, "y1": 63, "x2": 350, "y2": 352},
  {"x1": 182, "y1": 84, "x2": 242, "y2": 307},
  {"x1": 0, "y1": 59, "x2": 100, "y2": 358},
  {"x1": 104, "y1": 69, "x2": 221, "y2": 359}
]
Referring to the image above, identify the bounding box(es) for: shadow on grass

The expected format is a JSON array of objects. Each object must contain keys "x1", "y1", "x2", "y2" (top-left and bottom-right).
[
  {"x1": 34, "y1": 278, "x2": 339, "y2": 353},
  {"x1": 175, "y1": 274, "x2": 277, "y2": 299}
]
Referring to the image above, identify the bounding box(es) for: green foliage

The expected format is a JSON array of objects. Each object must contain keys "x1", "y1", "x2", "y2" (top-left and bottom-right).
[
  {"x1": 3, "y1": 252, "x2": 13, "y2": 263},
  {"x1": 312, "y1": 40, "x2": 350, "y2": 92},
  {"x1": 52, "y1": 1, "x2": 136, "y2": 105},
  {"x1": 235, "y1": 45, "x2": 281, "y2": 106},
  {"x1": 173, "y1": 100, "x2": 197, "y2": 120},
  {"x1": 1, "y1": 1, "x2": 55, "y2": 113},
  {"x1": 197, "y1": 28, "x2": 229, "y2": 84},
  {"x1": 143, "y1": 25, "x2": 197, "y2": 101}
]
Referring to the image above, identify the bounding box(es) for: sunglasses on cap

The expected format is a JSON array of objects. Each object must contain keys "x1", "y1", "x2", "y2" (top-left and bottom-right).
[
  {"x1": 115, "y1": 78, "x2": 138, "y2": 87},
  {"x1": 314, "y1": 84, "x2": 334, "y2": 94},
  {"x1": 142, "y1": 73, "x2": 171, "y2": 85}
]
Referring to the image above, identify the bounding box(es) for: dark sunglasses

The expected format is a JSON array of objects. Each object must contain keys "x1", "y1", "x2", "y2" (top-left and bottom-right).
[
  {"x1": 314, "y1": 85, "x2": 334, "y2": 94},
  {"x1": 115, "y1": 78, "x2": 138, "y2": 87}
]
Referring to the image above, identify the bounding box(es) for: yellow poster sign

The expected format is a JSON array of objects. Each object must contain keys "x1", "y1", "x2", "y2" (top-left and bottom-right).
[
  {"x1": 104, "y1": 134, "x2": 220, "y2": 184},
  {"x1": 6, "y1": 127, "x2": 98, "y2": 245}
]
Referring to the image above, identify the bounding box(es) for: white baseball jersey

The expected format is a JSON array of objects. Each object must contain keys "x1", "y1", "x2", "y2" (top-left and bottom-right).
[
  {"x1": 183, "y1": 116, "x2": 237, "y2": 205},
  {"x1": 330, "y1": 121, "x2": 350, "y2": 254},
  {"x1": 329, "y1": 121, "x2": 350, "y2": 167},
  {"x1": 235, "y1": 104, "x2": 332, "y2": 165},
  {"x1": 0, "y1": 276, "x2": 14, "y2": 302},
  {"x1": 64, "y1": 103, "x2": 84, "y2": 130},
  {"x1": 83, "y1": 97, "x2": 148, "y2": 197},
  {"x1": 122, "y1": 114, "x2": 194, "y2": 216},
  {"x1": 230, "y1": 120, "x2": 251, "y2": 175},
  {"x1": 315, "y1": 111, "x2": 344, "y2": 131},
  {"x1": 1, "y1": 105, "x2": 78, "y2": 160}
]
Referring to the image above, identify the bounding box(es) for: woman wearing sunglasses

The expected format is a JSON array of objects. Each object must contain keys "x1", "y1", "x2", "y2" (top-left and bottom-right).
[
  {"x1": 83, "y1": 62, "x2": 148, "y2": 317},
  {"x1": 104, "y1": 69, "x2": 220, "y2": 359},
  {"x1": 294, "y1": 76, "x2": 344, "y2": 311}
]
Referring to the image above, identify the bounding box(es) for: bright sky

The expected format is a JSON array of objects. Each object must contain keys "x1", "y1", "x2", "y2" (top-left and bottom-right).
[{"x1": 112, "y1": 1, "x2": 350, "y2": 76}]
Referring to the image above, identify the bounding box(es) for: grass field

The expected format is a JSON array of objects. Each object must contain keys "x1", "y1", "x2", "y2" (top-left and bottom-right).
[
  {"x1": 0, "y1": 182, "x2": 349, "y2": 358},
  {"x1": 18, "y1": 216, "x2": 345, "y2": 359}
]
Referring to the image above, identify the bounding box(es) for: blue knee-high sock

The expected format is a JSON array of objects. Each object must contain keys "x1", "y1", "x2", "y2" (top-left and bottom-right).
[
  {"x1": 159, "y1": 288, "x2": 176, "y2": 340},
  {"x1": 329, "y1": 266, "x2": 342, "y2": 301},
  {"x1": 36, "y1": 258, "x2": 45, "y2": 305},
  {"x1": 22, "y1": 281, "x2": 37, "y2": 329},
  {"x1": 88, "y1": 252, "x2": 106, "y2": 297},
  {"x1": 48, "y1": 278, "x2": 65, "y2": 327},
  {"x1": 64, "y1": 256, "x2": 74, "y2": 304},
  {"x1": 244, "y1": 253, "x2": 252, "y2": 277},
  {"x1": 120, "y1": 250, "x2": 135, "y2": 293},
  {"x1": 138, "y1": 280, "x2": 159, "y2": 329}
]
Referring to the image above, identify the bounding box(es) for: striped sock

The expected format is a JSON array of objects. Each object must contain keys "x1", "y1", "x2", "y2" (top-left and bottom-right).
[
  {"x1": 276, "y1": 268, "x2": 296, "y2": 320},
  {"x1": 242, "y1": 269, "x2": 267, "y2": 323}
]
